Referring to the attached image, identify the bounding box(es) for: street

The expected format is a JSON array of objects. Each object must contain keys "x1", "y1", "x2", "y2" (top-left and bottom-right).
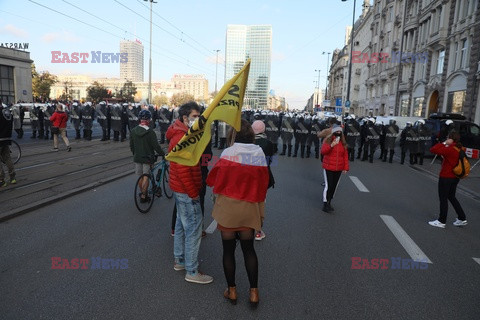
[{"x1": 1, "y1": 140, "x2": 479, "y2": 320}]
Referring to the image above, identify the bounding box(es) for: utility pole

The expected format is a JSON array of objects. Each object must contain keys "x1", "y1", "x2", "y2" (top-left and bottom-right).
[
  {"x1": 144, "y1": 0, "x2": 156, "y2": 105},
  {"x1": 315, "y1": 69, "x2": 321, "y2": 112},
  {"x1": 323, "y1": 52, "x2": 331, "y2": 99},
  {"x1": 342, "y1": 0, "x2": 356, "y2": 117},
  {"x1": 214, "y1": 49, "x2": 220, "y2": 94}
]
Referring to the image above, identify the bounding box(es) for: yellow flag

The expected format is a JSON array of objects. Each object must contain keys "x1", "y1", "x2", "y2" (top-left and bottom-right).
[{"x1": 166, "y1": 59, "x2": 251, "y2": 166}]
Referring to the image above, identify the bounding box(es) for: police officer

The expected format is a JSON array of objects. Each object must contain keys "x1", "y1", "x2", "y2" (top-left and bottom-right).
[
  {"x1": 12, "y1": 104, "x2": 24, "y2": 139},
  {"x1": 383, "y1": 119, "x2": 399, "y2": 163},
  {"x1": 438, "y1": 119, "x2": 455, "y2": 143},
  {"x1": 280, "y1": 113, "x2": 294, "y2": 156},
  {"x1": 357, "y1": 118, "x2": 368, "y2": 159},
  {"x1": 96, "y1": 101, "x2": 109, "y2": 141},
  {"x1": 218, "y1": 121, "x2": 227, "y2": 149},
  {"x1": 293, "y1": 114, "x2": 309, "y2": 158},
  {"x1": 43, "y1": 103, "x2": 55, "y2": 140},
  {"x1": 377, "y1": 121, "x2": 386, "y2": 160},
  {"x1": 157, "y1": 105, "x2": 172, "y2": 144},
  {"x1": 81, "y1": 102, "x2": 94, "y2": 141},
  {"x1": 120, "y1": 103, "x2": 130, "y2": 142},
  {"x1": 265, "y1": 111, "x2": 280, "y2": 151},
  {"x1": 400, "y1": 122, "x2": 417, "y2": 165},
  {"x1": 70, "y1": 101, "x2": 82, "y2": 140},
  {"x1": 30, "y1": 104, "x2": 41, "y2": 139},
  {"x1": 148, "y1": 104, "x2": 157, "y2": 131},
  {"x1": 127, "y1": 103, "x2": 140, "y2": 133},
  {"x1": 344, "y1": 115, "x2": 360, "y2": 161},
  {"x1": 305, "y1": 115, "x2": 321, "y2": 158},
  {"x1": 212, "y1": 120, "x2": 219, "y2": 148},
  {"x1": 362, "y1": 118, "x2": 380, "y2": 163},
  {"x1": 416, "y1": 119, "x2": 431, "y2": 165},
  {"x1": 111, "y1": 103, "x2": 122, "y2": 141}
]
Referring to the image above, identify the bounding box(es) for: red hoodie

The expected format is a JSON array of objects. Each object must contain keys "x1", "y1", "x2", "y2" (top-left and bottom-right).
[
  {"x1": 166, "y1": 119, "x2": 202, "y2": 198},
  {"x1": 430, "y1": 142, "x2": 462, "y2": 178},
  {"x1": 50, "y1": 111, "x2": 68, "y2": 128},
  {"x1": 321, "y1": 141, "x2": 349, "y2": 172}
]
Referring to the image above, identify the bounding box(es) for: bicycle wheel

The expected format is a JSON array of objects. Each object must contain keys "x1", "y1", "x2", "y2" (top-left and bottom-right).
[
  {"x1": 134, "y1": 174, "x2": 156, "y2": 213},
  {"x1": 9, "y1": 140, "x2": 21, "y2": 164},
  {"x1": 163, "y1": 164, "x2": 173, "y2": 199}
]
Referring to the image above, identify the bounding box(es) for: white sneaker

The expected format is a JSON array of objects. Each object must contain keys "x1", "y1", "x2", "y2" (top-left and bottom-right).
[
  {"x1": 428, "y1": 220, "x2": 446, "y2": 229},
  {"x1": 255, "y1": 230, "x2": 266, "y2": 241},
  {"x1": 453, "y1": 219, "x2": 468, "y2": 227},
  {"x1": 185, "y1": 271, "x2": 213, "y2": 284}
]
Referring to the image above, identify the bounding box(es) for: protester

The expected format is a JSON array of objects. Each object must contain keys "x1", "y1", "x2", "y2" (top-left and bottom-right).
[
  {"x1": 428, "y1": 132, "x2": 468, "y2": 228},
  {"x1": 252, "y1": 120, "x2": 276, "y2": 241},
  {"x1": 207, "y1": 119, "x2": 269, "y2": 308},
  {"x1": 49, "y1": 104, "x2": 71, "y2": 152},
  {"x1": 321, "y1": 125, "x2": 349, "y2": 213},
  {"x1": 129, "y1": 109, "x2": 165, "y2": 203},
  {"x1": 166, "y1": 101, "x2": 213, "y2": 284},
  {"x1": 0, "y1": 103, "x2": 16, "y2": 187}
]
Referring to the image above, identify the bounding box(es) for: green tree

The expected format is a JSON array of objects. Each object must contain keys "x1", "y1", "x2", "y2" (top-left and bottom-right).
[
  {"x1": 87, "y1": 81, "x2": 112, "y2": 102},
  {"x1": 170, "y1": 92, "x2": 195, "y2": 107},
  {"x1": 115, "y1": 80, "x2": 137, "y2": 102},
  {"x1": 153, "y1": 95, "x2": 169, "y2": 107},
  {"x1": 32, "y1": 64, "x2": 57, "y2": 102}
]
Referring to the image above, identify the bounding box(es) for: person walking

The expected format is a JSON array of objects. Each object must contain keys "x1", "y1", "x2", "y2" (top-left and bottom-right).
[
  {"x1": 321, "y1": 125, "x2": 349, "y2": 213},
  {"x1": 49, "y1": 104, "x2": 71, "y2": 152},
  {"x1": 166, "y1": 101, "x2": 213, "y2": 284},
  {"x1": 252, "y1": 120, "x2": 276, "y2": 241},
  {"x1": 428, "y1": 132, "x2": 468, "y2": 228},
  {"x1": 0, "y1": 103, "x2": 16, "y2": 187},
  {"x1": 207, "y1": 119, "x2": 269, "y2": 308}
]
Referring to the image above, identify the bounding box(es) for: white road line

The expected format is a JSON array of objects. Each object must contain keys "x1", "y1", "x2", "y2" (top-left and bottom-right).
[
  {"x1": 380, "y1": 215, "x2": 433, "y2": 264},
  {"x1": 473, "y1": 258, "x2": 480, "y2": 266},
  {"x1": 17, "y1": 161, "x2": 55, "y2": 171},
  {"x1": 205, "y1": 220, "x2": 217, "y2": 234},
  {"x1": 349, "y1": 176, "x2": 370, "y2": 192},
  {"x1": 16, "y1": 177, "x2": 56, "y2": 189}
]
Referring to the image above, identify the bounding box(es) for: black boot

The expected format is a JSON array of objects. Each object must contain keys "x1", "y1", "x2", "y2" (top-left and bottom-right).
[
  {"x1": 113, "y1": 131, "x2": 119, "y2": 141},
  {"x1": 280, "y1": 144, "x2": 286, "y2": 156},
  {"x1": 44, "y1": 131, "x2": 49, "y2": 140},
  {"x1": 30, "y1": 131, "x2": 36, "y2": 139},
  {"x1": 75, "y1": 129, "x2": 81, "y2": 140},
  {"x1": 101, "y1": 129, "x2": 107, "y2": 141},
  {"x1": 300, "y1": 145, "x2": 305, "y2": 158},
  {"x1": 327, "y1": 200, "x2": 334, "y2": 211},
  {"x1": 287, "y1": 145, "x2": 292, "y2": 157},
  {"x1": 306, "y1": 147, "x2": 311, "y2": 158},
  {"x1": 400, "y1": 152, "x2": 405, "y2": 165},
  {"x1": 389, "y1": 150, "x2": 394, "y2": 163},
  {"x1": 106, "y1": 130, "x2": 111, "y2": 140},
  {"x1": 409, "y1": 154, "x2": 415, "y2": 165},
  {"x1": 87, "y1": 130, "x2": 92, "y2": 141},
  {"x1": 322, "y1": 202, "x2": 331, "y2": 213},
  {"x1": 382, "y1": 152, "x2": 387, "y2": 162}
]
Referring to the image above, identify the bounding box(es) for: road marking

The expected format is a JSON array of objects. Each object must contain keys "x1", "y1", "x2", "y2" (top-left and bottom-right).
[
  {"x1": 380, "y1": 215, "x2": 433, "y2": 264},
  {"x1": 473, "y1": 258, "x2": 480, "y2": 266},
  {"x1": 16, "y1": 177, "x2": 56, "y2": 189},
  {"x1": 17, "y1": 161, "x2": 55, "y2": 171},
  {"x1": 205, "y1": 220, "x2": 217, "y2": 234},
  {"x1": 349, "y1": 176, "x2": 370, "y2": 192}
]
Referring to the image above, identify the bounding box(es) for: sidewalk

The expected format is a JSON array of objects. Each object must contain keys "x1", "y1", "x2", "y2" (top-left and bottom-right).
[{"x1": 409, "y1": 156, "x2": 480, "y2": 199}]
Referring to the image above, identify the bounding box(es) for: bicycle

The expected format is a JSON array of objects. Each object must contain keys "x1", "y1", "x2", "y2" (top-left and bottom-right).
[
  {"x1": 134, "y1": 155, "x2": 174, "y2": 214},
  {"x1": 0, "y1": 139, "x2": 21, "y2": 164}
]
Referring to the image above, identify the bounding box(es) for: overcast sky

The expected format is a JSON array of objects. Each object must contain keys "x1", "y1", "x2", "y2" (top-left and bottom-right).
[{"x1": 0, "y1": 0, "x2": 366, "y2": 108}]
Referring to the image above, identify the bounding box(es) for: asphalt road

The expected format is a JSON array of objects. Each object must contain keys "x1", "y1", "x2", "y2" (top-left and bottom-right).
[{"x1": 1, "y1": 150, "x2": 479, "y2": 319}]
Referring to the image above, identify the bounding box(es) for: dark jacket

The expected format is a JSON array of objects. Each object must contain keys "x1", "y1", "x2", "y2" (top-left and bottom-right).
[
  {"x1": 255, "y1": 134, "x2": 275, "y2": 188},
  {"x1": 166, "y1": 120, "x2": 202, "y2": 198},
  {"x1": 129, "y1": 125, "x2": 164, "y2": 164},
  {"x1": 0, "y1": 106, "x2": 13, "y2": 147}
]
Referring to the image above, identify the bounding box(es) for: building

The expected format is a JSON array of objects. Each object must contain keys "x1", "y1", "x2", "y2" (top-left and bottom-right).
[
  {"x1": 171, "y1": 74, "x2": 209, "y2": 102},
  {"x1": 267, "y1": 91, "x2": 288, "y2": 111},
  {"x1": 225, "y1": 24, "x2": 272, "y2": 109},
  {"x1": 0, "y1": 47, "x2": 33, "y2": 104},
  {"x1": 120, "y1": 39, "x2": 144, "y2": 82}
]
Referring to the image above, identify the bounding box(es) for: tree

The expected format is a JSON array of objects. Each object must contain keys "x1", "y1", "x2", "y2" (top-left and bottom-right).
[
  {"x1": 86, "y1": 81, "x2": 112, "y2": 102},
  {"x1": 153, "y1": 95, "x2": 169, "y2": 107},
  {"x1": 115, "y1": 80, "x2": 137, "y2": 102},
  {"x1": 32, "y1": 64, "x2": 57, "y2": 102},
  {"x1": 170, "y1": 92, "x2": 195, "y2": 107}
]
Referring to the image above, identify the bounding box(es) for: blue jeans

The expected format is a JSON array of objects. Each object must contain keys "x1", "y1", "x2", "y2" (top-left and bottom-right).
[{"x1": 173, "y1": 192, "x2": 203, "y2": 274}]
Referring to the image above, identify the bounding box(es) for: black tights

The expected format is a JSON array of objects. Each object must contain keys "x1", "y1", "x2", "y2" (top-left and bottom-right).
[{"x1": 221, "y1": 230, "x2": 258, "y2": 288}]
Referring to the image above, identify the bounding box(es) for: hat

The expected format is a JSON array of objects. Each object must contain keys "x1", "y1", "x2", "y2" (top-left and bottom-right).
[
  {"x1": 332, "y1": 125, "x2": 342, "y2": 134},
  {"x1": 252, "y1": 120, "x2": 265, "y2": 134}
]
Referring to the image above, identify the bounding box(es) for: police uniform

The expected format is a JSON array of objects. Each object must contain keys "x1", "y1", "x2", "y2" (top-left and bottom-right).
[
  {"x1": 12, "y1": 104, "x2": 24, "y2": 139},
  {"x1": 362, "y1": 119, "x2": 380, "y2": 163},
  {"x1": 70, "y1": 102, "x2": 82, "y2": 140},
  {"x1": 293, "y1": 115, "x2": 309, "y2": 158},
  {"x1": 81, "y1": 102, "x2": 95, "y2": 140},
  {"x1": 43, "y1": 103, "x2": 55, "y2": 140},
  {"x1": 306, "y1": 115, "x2": 321, "y2": 158},
  {"x1": 383, "y1": 121, "x2": 399, "y2": 163},
  {"x1": 111, "y1": 104, "x2": 122, "y2": 141},
  {"x1": 157, "y1": 106, "x2": 172, "y2": 144},
  {"x1": 29, "y1": 104, "x2": 41, "y2": 139},
  {"x1": 96, "y1": 101, "x2": 110, "y2": 141},
  {"x1": 344, "y1": 118, "x2": 360, "y2": 161},
  {"x1": 400, "y1": 124, "x2": 418, "y2": 165},
  {"x1": 416, "y1": 122, "x2": 431, "y2": 165},
  {"x1": 280, "y1": 113, "x2": 294, "y2": 156}
]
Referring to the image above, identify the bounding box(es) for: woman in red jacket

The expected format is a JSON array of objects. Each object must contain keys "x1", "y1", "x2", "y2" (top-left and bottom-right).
[
  {"x1": 49, "y1": 104, "x2": 71, "y2": 152},
  {"x1": 321, "y1": 125, "x2": 349, "y2": 213},
  {"x1": 428, "y1": 132, "x2": 467, "y2": 228}
]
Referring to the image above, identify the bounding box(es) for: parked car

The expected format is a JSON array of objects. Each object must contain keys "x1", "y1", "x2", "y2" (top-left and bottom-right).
[{"x1": 416, "y1": 113, "x2": 480, "y2": 155}]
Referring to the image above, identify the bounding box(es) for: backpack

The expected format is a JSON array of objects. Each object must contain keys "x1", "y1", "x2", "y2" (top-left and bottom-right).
[{"x1": 453, "y1": 147, "x2": 470, "y2": 179}]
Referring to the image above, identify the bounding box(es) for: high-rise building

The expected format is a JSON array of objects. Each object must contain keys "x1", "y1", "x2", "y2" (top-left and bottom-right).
[
  {"x1": 120, "y1": 39, "x2": 144, "y2": 82},
  {"x1": 225, "y1": 25, "x2": 272, "y2": 109}
]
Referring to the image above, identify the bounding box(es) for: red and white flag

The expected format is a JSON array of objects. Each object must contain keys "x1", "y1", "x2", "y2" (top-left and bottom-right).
[
  {"x1": 465, "y1": 148, "x2": 479, "y2": 159},
  {"x1": 206, "y1": 143, "x2": 269, "y2": 203}
]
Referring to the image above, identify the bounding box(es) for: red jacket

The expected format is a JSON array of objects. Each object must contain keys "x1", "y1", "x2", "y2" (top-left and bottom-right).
[
  {"x1": 166, "y1": 120, "x2": 202, "y2": 198},
  {"x1": 321, "y1": 141, "x2": 349, "y2": 172},
  {"x1": 430, "y1": 142, "x2": 462, "y2": 178},
  {"x1": 50, "y1": 111, "x2": 68, "y2": 128}
]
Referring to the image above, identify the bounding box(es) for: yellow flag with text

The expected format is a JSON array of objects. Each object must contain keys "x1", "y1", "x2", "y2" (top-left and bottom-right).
[{"x1": 166, "y1": 59, "x2": 251, "y2": 166}]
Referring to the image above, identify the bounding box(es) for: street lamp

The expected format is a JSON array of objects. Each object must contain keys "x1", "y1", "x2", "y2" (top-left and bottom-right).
[
  {"x1": 322, "y1": 52, "x2": 331, "y2": 99},
  {"x1": 342, "y1": 0, "x2": 356, "y2": 117},
  {"x1": 144, "y1": 0, "x2": 157, "y2": 105},
  {"x1": 214, "y1": 49, "x2": 220, "y2": 94},
  {"x1": 315, "y1": 69, "x2": 321, "y2": 112}
]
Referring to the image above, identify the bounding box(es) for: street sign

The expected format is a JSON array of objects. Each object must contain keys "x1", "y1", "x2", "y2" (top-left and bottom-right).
[
  {"x1": 323, "y1": 100, "x2": 331, "y2": 107},
  {"x1": 335, "y1": 107, "x2": 342, "y2": 113},
  {"x1": 335, "y1": 98, "x2": 342, "y2": 107},
  {"x1": 345, "y1": 100, "x2": 351, "y2": 108}
]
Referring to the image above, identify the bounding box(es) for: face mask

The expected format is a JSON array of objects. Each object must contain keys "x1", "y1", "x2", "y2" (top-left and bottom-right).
[{"x1": 188, "y1": 117, "x2": 196, "y2": 128}]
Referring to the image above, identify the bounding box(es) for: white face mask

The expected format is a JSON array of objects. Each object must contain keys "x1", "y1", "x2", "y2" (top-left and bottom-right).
[{"x1": 188, "y1": 117, "x2": 196, "y2": 128}]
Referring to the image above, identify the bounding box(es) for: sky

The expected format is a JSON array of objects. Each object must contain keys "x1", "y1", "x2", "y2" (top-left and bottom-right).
[{"x1": 0, "y1": 0, "x2": 366, "y2": 109}]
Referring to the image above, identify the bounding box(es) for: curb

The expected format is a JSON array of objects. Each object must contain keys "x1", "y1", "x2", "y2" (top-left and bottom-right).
[
  {"x1": 409, "y1": 165, "x2": 480, "y2": 201},
  {"x1": 0, "y1": 170, "x2": 134, "y2": 223}
]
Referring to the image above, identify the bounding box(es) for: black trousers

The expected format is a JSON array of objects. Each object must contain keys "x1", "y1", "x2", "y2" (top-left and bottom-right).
[
  {"x1": 438, "y1": 177, "x2": 466, "y2": 224},
  {"x1": 323, "y1": 169, "x2": 342, "y2": 203}
]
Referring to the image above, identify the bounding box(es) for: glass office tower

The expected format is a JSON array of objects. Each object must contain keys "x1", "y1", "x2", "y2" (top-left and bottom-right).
[{"x1": 225, "y1": 25, "x2": 272, "y2": 109}]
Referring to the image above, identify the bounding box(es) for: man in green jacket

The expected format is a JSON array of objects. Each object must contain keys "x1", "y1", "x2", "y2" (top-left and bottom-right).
[{"x1": 130, "y1": 109, "x2": 165, "y2": 202}]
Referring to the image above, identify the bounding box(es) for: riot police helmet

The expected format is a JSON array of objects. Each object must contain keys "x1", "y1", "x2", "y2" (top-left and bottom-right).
[
  {"x1": 418, "y1": 119, "x2": 425, "y2": 125},
  {"x1": 389, "y1": 119, "x2": 396, "y2": 125},
  {"x1": 406, "y1": 121, "x2": 413, "y2": 127},
  {"x1": 138, "y1": 109, "x2": 152, "y2": 120},
  {"x1": 99, "y1": 101, "x2": 106, "y2": 106},
  {"x1": 445, "y1": 119, "x2": 454, "y2": 126}
]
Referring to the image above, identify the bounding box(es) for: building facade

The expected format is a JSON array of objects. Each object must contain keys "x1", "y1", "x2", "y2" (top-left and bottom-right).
[
  {"x1": 120, "y1": 39, "x2": 144, "y2": 82},
  {"x1": 0, "y1": 47, "x2": 33, "y2": 104},
  {"x1": 171, "y1": 74, "x2": 209, "y2": 102},
  {"x1": 225, "y1": 24, "x2": 272, "y2": 109}
]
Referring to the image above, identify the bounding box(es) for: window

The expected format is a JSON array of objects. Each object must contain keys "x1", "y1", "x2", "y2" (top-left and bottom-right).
[
  {"x1": 0, "y1": 65, "x2": 15, "y2": 105},
  {"x1": 400, "y1": 99, "x2": 410, "y2": 117},
  {"x1": 460, "y1": 39, "x2": 468, "y2": 69},
  {"x1": 447, "y1": 90, "x2": 466, "y2": 113},
  {"x1": 437, "y1": 6, "x2": 443, "y2": 30},
  {"x1": 413, "y1": 97, "x2": 425, "y2": 117},
  {"x1": 437, "y1": 50, "x2": 445, "y2": 74},
  {"x1": 453, "y1": 42, "x2": 460, "y2": 70}
]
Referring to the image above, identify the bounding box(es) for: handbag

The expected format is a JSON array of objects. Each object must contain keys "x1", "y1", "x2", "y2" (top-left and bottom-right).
[{"x1": 51, "y1": 126, "x2": 60, "y2": 134}]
